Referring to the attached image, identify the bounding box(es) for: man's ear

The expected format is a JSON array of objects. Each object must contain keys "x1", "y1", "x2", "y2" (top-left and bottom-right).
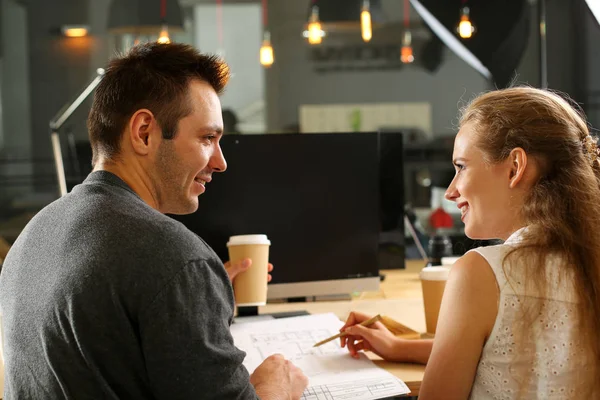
[
  {"x1": 128, "y1": 109, "x2": 158, "y2": 156},
  {"x1": 508, "y1": 147, "x2": 528, "y2": 189}
]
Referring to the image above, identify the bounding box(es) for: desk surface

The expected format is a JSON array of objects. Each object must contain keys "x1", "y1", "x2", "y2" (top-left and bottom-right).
[{"x1": 261, "y1": 259, "x2": 428, "y2": 397}]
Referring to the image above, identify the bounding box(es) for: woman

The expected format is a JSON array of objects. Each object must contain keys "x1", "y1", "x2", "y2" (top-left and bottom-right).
[{"x1": 341, "y1": 87, "x2": 600, "y2": 398}]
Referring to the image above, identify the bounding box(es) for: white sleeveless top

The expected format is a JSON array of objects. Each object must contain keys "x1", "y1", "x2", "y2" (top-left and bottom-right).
[{"x1": 468, "y1": 229, "x2": 585, "y2": 399}]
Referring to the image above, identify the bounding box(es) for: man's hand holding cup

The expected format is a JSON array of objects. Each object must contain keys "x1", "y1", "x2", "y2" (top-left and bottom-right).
[
  {"x1": 225, "y1": 258, "x2": 273, "y2": 283},
  {"x1": 226, "y1": 234, "x2": 272, "y2": 306}
]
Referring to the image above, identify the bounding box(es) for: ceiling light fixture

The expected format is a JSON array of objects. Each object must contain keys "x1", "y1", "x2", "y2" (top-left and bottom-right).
[
  {"x1": 260, "y1": 0, "x2": 274, "y2": 67},
  {"x1": 157, "y1": 0, "x2": 171, "y2": 43},
  {"x1": 61, "y1": 25, "x2": 90, "y2": 38},
  {"x1": 401, "y1": 0, "x2": 414, "y2": 63},
  {"x1": 409, "y1": 0, "x2": 491, "y2": 80},
  {"x1": 361, "y1": 0, "x2": 372, "y2": 42},
  {"x1": 457, "y1": 1, "x2": 475, "y2": 39},
  {"x1": 304, "y1": 1, "x2": 325, "y2": 44}
]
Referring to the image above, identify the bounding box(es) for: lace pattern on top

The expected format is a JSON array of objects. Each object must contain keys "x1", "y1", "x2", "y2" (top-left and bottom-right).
[{"x1": 468, "y1": 230, "x2": 583, "y2": 399}]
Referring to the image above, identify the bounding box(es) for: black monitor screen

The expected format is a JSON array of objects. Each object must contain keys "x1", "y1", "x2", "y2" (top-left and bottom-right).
[
  {"x1": 378, "y1": 131, "x2": 406, "y2": 269},
  {"x1": 171, "y1": 132, "x2": 383, "y2": 287}
]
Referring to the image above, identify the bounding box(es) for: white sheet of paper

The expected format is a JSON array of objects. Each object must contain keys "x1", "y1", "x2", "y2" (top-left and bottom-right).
[{"x1": 230, "y1": 313, "x2": 410, "y2": 400}]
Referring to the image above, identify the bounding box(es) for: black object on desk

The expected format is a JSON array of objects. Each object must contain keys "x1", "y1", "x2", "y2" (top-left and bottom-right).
[
  {"x1": 236, "y1": 306, "x2": 310, "y2": 320},
  {"x1": 427, "y1": 233, "x2": 453, "y2": 266}
]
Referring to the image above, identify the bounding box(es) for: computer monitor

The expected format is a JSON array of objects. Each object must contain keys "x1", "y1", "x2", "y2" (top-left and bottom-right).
[
  {"x1": 378, "y1": 131, "x2": 406, "y2": 269},
  {"x1": 171, "y1": 132, "x2": 402, "y2": 301}
]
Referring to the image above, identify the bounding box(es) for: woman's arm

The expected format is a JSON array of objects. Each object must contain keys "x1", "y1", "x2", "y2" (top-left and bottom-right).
[
  {"x1": 394, "y1": 339, "x2": 434, "y2": 364},
  {"x1": 418, "y1": 251, "x2": 499, "y2": 399}
]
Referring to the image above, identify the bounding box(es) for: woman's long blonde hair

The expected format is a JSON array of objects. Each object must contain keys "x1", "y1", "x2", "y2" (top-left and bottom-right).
[{"x1": 461, "y1": 87, "x2": 600, "y2": 397}]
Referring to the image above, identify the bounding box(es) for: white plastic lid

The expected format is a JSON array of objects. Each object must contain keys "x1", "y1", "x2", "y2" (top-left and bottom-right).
[
  {"x1": 420, "y1": 266, "x2": 451, "y2": 281},
  {"x1": 441, "y1": 256, "x2": 460, "y2": 266},
  {"x1": 226, "y1": 234, "x2": 271, "y2": 247}
]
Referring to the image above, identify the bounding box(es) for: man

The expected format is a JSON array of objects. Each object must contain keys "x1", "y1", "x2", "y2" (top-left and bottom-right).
[{"x1": 0, "y1": 43, "x2": 308, "y2": 399}]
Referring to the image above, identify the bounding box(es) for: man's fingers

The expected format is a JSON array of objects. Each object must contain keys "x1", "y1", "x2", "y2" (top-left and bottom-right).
[
  {"x1": 228, "y1": 260, "x2": 272, "y2": 283},
  {"x1": 226, "y1": 258, "x2": 252, "y2": 281}
]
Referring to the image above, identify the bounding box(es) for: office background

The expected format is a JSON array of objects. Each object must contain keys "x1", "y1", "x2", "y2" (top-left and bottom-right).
[{"x1": 0, "y1": 0, "x2": 598, "y2": 255}]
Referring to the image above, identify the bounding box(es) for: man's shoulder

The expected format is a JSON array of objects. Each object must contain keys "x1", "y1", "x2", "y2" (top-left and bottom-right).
[
  {"x1": 93, "y1": 203, "x2": 216, "y2": 267},
  {"x1": 141, "y1": 212, "x2": 216, "y2": 260},
  {"x1": 68, "y1": 181, "x2": 196, "y2": 244},
  {"x1": 22, "y1": 185, "x2": 216, "y2": 272}
]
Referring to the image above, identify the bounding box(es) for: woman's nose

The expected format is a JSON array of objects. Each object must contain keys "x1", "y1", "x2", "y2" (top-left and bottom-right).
[{"x1": 445, "y1": 179, "x2": 458, "y2": 201}]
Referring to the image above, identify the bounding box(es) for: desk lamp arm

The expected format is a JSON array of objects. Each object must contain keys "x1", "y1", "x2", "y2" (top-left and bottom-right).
[{"x1": 50, "y1": 68, "x2": 105, "y2": 197}]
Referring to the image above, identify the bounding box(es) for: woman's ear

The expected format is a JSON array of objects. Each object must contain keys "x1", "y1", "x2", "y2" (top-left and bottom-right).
[{"x1": 508, "y1": 147, "x2": 528, "y2": 189}]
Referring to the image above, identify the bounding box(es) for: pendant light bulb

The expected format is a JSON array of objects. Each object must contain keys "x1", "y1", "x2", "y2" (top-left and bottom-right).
[
  {"x1": 260, "y1": 31, "x2": 274, "y2": 67},
  {"x1": 157, "y1": 24, "x2": 171, "y2": 44},
  {"x1": 305, "y1": 5, "x2": 325, "y2": 45},
  {"x1": 361, "y1": 0, "x2": 372, "y2": 42},
  {"x1": 457, "y1": 6, "x2": 475, "y2": 39},
  {"x1": 61, "y1": 26, "x2": 89, "y2": 38},
  {"x1": 400, "y1": 30, "x2": 414, "y2": 63}
]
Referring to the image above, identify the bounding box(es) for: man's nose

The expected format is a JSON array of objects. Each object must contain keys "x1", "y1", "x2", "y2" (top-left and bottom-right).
[{"x1": 211, "y1": 145, "x2": 227, "y2": 173}]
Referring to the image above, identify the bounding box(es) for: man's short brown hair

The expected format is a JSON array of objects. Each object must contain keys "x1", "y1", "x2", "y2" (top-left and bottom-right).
[{"x1": 87, "y1": 42, "x2": 230, "y2": 164}]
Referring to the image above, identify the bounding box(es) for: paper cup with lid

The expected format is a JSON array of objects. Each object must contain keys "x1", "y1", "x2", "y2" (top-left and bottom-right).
[
  {"x1": 420, "y1": 266, "x2": 451, "y2": 334},
  {"x1": 227, "y1": 234, "x2": 271, "y2": 306}
]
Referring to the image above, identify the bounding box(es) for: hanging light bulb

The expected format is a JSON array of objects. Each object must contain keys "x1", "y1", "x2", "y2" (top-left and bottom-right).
[
  {"x1": 457, "y1": 6, "x2": 475, "y2": 39},
  {"x1": 400, "y1": 30, "x2": 414, "y2": 63},
  {"x1": 361, "y1": 0, "x2": 372, "y2": 42},
  {"x1": 157, "y1": 24, "x2": 171, "y2": 44},
  {"x1": 260, "y1": 31, "x2": 274, "y2": 67},
  {"x1": 304, "y1": 5, "x2": 325, "y2": 45},
  {"x1": 400, "y1": 0, "x2": 414, "y2": 63},
  {"x1": 157, "y1": 0, "x2": 171, "y2": 44},
  {"x1": 259, "y1": 0, "x2": 274, "y2": 67},
  {"x1": 61, "y1": 25, "x2": 90, "y2": 38}
]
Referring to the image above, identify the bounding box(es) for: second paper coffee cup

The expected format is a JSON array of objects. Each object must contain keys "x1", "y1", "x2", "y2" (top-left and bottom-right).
[
  {"x1": 227, "y1": 234, "x2": 271, "y2": 306},
  {"x1": 420, "y1": 266, "x2": 451, "y2": 334}
]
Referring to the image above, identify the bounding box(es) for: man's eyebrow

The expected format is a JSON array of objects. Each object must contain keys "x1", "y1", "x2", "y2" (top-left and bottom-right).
[{"x1": 198, "y1": 125, "x2": 223, "y2": 135}]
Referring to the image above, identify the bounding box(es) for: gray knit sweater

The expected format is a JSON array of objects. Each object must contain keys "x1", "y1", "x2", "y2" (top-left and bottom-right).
[{"x1": 0, "y1": 171, "x2": 257, "y2": 399}]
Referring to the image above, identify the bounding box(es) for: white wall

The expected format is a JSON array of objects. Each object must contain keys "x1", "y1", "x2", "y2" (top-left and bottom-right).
[{"x1": 193, "y1": 4, "x2": 265, "y2": 132}]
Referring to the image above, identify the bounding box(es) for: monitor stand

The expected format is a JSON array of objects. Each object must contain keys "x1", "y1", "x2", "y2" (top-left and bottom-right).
[{"x1": 234, "y1": 306, "x2": 310, "y2": 323}]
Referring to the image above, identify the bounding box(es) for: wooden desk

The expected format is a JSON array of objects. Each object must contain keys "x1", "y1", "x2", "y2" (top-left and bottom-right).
[{"x1": 260, "y1": 260, "x2": 428, "y2": 397}]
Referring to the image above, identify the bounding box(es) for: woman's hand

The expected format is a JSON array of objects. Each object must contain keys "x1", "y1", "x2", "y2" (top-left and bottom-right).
[
  {"x1": 224, "y1": 258, "x2": 273, "y2": 283},
  {"x1": 340, "y1": 311, "x2": 403, "y2": 361}
]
